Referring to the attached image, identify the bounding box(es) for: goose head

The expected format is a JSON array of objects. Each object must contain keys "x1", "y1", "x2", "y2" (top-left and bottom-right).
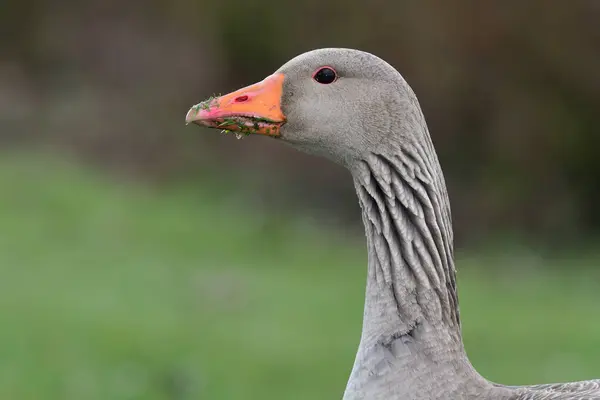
[{"x1": 185, "y1": 48, "x2": 428, "y2": 169}]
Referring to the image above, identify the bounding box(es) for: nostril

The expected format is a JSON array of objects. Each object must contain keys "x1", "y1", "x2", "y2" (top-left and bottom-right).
[{"x1": 234, "y1": 95, "x2": 249, "y2": 103}]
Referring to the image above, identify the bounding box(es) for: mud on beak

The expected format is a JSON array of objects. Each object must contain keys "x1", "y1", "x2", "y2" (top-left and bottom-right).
[{"x1": 185, "y1": 73, "x2": 286, "y2": 137}]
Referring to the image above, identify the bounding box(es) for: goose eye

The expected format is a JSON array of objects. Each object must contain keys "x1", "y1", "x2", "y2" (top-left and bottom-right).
[{"x1": 313, "y1": 67, "x2": 337, "y2": 84}]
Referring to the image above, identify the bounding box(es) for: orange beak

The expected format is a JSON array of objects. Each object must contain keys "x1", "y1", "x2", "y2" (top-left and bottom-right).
[{"x1": 185, "y1": 73, "x2": 286, "y2": 137}]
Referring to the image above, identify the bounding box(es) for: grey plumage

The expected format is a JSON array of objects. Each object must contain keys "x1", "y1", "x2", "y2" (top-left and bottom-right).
[
  {"x1": 513, "y1": 381, "x2": 600, "y2": 399},
  {"x1": 275, "y1": 48, "x2": 600, "y2": 400},
  {"x1": 189, "y1": 47, "x2": 600, "y2": 399}
]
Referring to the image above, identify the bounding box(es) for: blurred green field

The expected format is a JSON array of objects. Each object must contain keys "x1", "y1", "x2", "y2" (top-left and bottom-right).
[{"x1": 0, "y1": 153, "x2": 598, "y2": 400}]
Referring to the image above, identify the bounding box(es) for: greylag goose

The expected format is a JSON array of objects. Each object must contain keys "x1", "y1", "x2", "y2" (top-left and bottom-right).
[{"x1": 185, "y1": 48, "x2": 600, "y2": 400}]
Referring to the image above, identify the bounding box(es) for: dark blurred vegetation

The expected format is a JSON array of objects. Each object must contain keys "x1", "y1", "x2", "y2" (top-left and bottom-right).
[
  {"x1": 2, "y1": 0, "x2": 599, "y2": 244},
  {"x1": 1, "y1": 1, "x2": 599, "y2": 399}
]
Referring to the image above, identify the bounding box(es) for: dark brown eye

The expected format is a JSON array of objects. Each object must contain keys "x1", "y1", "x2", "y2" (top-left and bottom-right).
[{"x1": 313, "y1": 67, "x2": 337, "y2": 84}]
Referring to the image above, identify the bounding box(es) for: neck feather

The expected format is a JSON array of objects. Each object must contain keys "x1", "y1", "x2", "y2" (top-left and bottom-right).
[{"x1": 354, "y1": 143, "x2": 460, "y2": 342}]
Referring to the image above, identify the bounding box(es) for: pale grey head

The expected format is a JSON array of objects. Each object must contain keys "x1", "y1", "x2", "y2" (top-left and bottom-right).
[
  {"x1": 276, "y1": 49, "x2": 424, "y2": 165},
  {"x1": 185, "y1": 48, "x2": 432, "y2": 171}
]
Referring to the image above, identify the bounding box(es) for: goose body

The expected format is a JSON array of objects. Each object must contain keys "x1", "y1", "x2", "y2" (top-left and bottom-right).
[{"x1": 186, "y1": 48, "x2": 600, "y2": 400}]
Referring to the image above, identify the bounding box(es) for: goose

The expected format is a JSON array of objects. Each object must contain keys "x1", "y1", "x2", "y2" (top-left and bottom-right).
[{"x1": 185, "y1": 48, "x2": 600, "y2": 400}]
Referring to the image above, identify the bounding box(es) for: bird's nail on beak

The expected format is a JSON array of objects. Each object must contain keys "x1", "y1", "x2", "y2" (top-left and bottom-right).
[{"x1": 185, "y1": 73, "x2": 286, "y2": 136}]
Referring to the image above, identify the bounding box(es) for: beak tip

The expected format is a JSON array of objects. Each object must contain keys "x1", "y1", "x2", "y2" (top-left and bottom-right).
[{"x1": 185, "y1": 106, "x2": 200, "y2": 125}]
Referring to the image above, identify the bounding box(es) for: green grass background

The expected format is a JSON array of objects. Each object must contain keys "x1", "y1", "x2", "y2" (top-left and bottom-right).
[{"x1": 0, "y1": 154, "x2": 598, "y2": 399}]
